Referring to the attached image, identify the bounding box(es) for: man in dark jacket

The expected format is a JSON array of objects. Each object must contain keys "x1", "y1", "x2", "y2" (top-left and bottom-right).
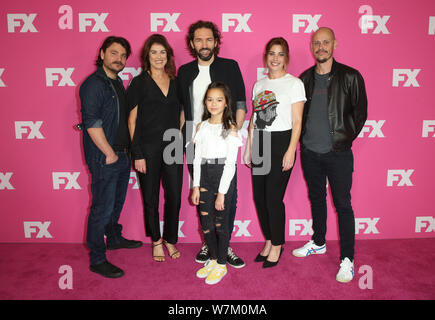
[
  {"x1": 178, "y1": 21, "x2": 247, "y2": 268},
  {"x1": 292, "y1": 27, "x2": 367, "y2": 283},
  {"x1": 80, "y1": 36, "x2": 142, "y2": 278}
]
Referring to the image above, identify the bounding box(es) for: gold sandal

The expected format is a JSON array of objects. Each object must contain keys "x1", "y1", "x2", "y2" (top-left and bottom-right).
[
  {"x1": 164, "y1": 240, "x2": 180, "y2": 259},
  {"x1": 152, "y1": 241, "x2": 165, "y2": 262}
]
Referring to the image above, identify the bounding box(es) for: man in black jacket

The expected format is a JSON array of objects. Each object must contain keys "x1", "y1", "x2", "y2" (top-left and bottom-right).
[
  {"x1": 292, "y1": 27, "x2": 367, "y2": 283},
  {"x1": 178, "y1": 20, "x2": 247, "y2": 268},
  {"x1": 80, "y1": 36, "x2": 142, "y2": 278}
]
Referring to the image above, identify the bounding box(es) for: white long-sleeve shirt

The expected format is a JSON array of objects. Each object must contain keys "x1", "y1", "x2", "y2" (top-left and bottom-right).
[{"x1": 193, "y1": 120, "x2": 243, "y2": 194}]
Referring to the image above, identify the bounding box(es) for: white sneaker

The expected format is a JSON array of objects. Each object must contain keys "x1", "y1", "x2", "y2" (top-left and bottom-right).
[
  {"x1": 205, "y1": 263, "x2": 227, "y2": 285},
  {"x1": 196, "y1": 259, "x2": 217, "y2": 279},
  {"x1": 336, "y1": 258, "x2": 354, "y2": 283},
  {"x1": 292, "y1": 240, "x2": 326, "y2": 257}
]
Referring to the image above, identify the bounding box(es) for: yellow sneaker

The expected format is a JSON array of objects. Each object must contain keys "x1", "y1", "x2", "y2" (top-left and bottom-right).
[
  {"x1": 205, "y1": 263, "x2": 227, "y2": 285},
  {"x1": 196, "y1": 259, "x2": 217, "y2": 279}
]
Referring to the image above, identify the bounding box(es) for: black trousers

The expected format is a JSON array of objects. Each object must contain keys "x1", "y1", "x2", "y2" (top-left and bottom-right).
[
  {"x1": 300, "y1": 147, "x2": 355, "y2": 261},
  {"x1": 252, "y1": 130, "x2": 293, "y2": 246},
  {"x1": 198, "y1": 160, "x2": 236, "y2": 265},
  {"x1": 137, "y1": 147, "x2": 183, "y2": 244}
]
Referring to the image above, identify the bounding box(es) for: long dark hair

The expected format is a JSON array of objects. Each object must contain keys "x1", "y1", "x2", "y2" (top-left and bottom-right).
[
  {"x1": 202, "y1": 82, "x2": 236, "y2": 136},
  {"x1": 141, "y1": 34, "x2": 176, "y2": 79},
  {"x1": 186, "y1": 20, "x2": 222, "y2": 58},
  {"x1": 95, "y1": 36, "x2": 131, "y2": 67}
]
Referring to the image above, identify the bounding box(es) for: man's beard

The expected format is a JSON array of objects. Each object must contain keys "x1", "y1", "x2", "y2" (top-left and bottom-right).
[
  {"x1": 315, "y1": 50, "x2": 331, "y2": 64},
  {"x1": 197, "y1": 48, "x2": 214, "y2": 61},
  {"x1": 105, "y1": 61, "x2": 124, "y2": 74},
  {"x1": 316, "y1": 57, "x2": 328, "y2": 64}
]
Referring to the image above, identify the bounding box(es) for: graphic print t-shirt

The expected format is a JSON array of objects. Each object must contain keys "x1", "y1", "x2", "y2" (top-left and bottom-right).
[{"x1": 252, "y1": 73, "x2": 306, "y2": 131}]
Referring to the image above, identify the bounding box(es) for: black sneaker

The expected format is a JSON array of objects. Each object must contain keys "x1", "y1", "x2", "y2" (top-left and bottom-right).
[
  {"x1": 227, "y1": 247, "x2": 245, "y2": 268},
  {"x1": 195, "y1": 243, "x2": 209, "y2": 263},
  {"x1": 90, "y1": 261, "x2": 124, "y2": 278}
]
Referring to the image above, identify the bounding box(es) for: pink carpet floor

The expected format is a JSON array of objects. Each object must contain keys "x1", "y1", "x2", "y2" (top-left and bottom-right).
[{"x1": 1, "y1": 239, "x2": 434, "y2": 300}]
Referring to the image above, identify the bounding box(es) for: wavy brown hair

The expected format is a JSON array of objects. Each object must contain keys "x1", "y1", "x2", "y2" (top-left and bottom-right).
[
  {"x1": 141, "y1": 34, "x2": 176, "y2": 79},
  {"x1": 95, "y1": 36, "x2": 131, "y2": 67}
]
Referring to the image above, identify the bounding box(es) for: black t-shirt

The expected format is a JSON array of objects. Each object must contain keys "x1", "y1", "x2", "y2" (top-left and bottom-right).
[
  {"x1": 302, "y1": 72, "x2": 333, "y2": 153},
  {"x1": 126, "y1": 72, "x2": 180, "y2": 159},
  {"x1": 110, "y1": 78, "x2": 130, "y2": 150}
]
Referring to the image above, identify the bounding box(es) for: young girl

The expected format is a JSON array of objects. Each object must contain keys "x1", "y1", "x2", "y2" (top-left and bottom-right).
[{"x1": 191, "y1": 82, "x2": 242, "y2": 285}]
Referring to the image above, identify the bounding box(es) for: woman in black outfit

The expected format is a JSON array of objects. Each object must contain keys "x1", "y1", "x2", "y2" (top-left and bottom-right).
[{"x1": 127, "y1": 34, "x2": 183, "y2": 262}]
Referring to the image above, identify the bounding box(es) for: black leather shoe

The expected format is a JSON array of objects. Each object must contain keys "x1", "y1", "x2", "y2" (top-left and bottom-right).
[
  {"x1": 90, "y1": 261, "x2": 124, "y2": 278},
  {"x1": 262, "y1": 247, "x2": 284, "y2": 269},
  {"x1": 254, "y1": 253, "x2": 268, "y2": 262},
  {"x1": 107, "y1": 238, "x2": 143, "y2": 250}
]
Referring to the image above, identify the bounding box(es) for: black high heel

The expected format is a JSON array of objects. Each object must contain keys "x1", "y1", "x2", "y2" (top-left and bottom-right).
[
  {"x1": 262, "y1": 247, "x2": 284, "y2": 268},
  {"x1": 254, "y1": 253, "x2": 268, "y2": 262}
]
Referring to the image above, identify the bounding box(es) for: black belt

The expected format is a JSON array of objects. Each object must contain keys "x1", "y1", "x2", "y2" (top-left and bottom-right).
[
  {"x1": 113, "y1": 147, "x2": 129, "y2": 153},
  {"x1": 201, "y1": 158, "x2": 226, "y2": 165}
]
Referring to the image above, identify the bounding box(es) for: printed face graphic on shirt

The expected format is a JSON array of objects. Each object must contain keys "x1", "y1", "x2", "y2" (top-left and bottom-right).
[{"x1": 253, "y1": 90, "x2": 279, "y2": 130}]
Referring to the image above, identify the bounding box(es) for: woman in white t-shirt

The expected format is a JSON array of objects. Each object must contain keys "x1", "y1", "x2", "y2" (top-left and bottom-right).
[{"x1": 244, "y1": 37, "x2": 306, "y2": 268}]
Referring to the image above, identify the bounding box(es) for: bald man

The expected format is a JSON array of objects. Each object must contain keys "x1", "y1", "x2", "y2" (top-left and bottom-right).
[{"x1": 292, "y1": 27, "x2": 368, "y2": 283}]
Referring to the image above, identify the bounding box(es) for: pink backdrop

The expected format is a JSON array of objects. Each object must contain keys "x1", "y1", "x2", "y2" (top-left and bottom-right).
[{"x1": 1, "y1": 0, "x2": 434, "y2": 243}]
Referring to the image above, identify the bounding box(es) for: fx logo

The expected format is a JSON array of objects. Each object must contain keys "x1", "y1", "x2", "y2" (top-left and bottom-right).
[
  {"x1": 360, "y1": 15, "x2": 390, "y2": 34},
  {"x1": 15, "y1": 121, "x2": 44, "y2": 139},
  {"x1": 355, "y1": 218, "x2": 380, "y2": 234},
  {"x1": 160, "y1": 221, "x2": 185, "y2": 237},
  {"x1": 222, "y1": 14, "x2": 252, "y2": 32},
  {"x1": 7, "y1": 13, "x2": 38, "y2": 33},
  {"x1": 392, "y1": 69, "x2": 420, "y2": 87},
  {"x1": 52, "y1": 172, "x2": 81, "y2": 190},
  {"x1": 45, "y1": 68, "x2": 75, "y2": 87},
  {"x1": 0, "y1": 68, "x2": 5, "y2": 87},
  {"x1": 24, "y1": 221, "x2": 53, "y2": 238},
  {"x1": 422, "y1": 120, "x2": 435, "y2": 137},
  {"x1": 429, "y1": 17, "x2": 435, "y2": 35},
  {"x1": 0, "y1": 172, "x2": 14, "y2": 190},
  {"x1": 289, "y1": 219, "x2": 313, "y2": 236},
  {"x1": 78, "y1": 13, "x2": 109, "y2": 32},
  {"x1": 233, "y1": 220, "x2": 252, "y2": 237},
  {"x1": 119, "y1": 67, "x2": 142, "y2": 82},
  {"x1": 358, "y1": 120, "x2": 385, "y2": 138},
  {"x1": 292, "y1": 14, "x2": 321, "y2": 33},
  {"x1": 415, "y1": 217, "x2": 435, "y2": 233},
  {"x1": 150, "y1": 13, "x2": 180, "y2": 32},
  {"x1": 387, "y1": 170, "x2": 414, "y2": 187}
]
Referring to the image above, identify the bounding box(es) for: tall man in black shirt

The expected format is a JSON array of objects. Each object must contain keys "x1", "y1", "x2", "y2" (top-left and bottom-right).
[
  {"x1": 178, "y1": 21, "x2": 247, "y2": 268},
  {"x1": 80, "y1": 36, "x2": 142, "y2": 279}
]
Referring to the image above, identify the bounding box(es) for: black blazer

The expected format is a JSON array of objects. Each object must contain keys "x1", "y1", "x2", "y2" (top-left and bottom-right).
[{"x1": 177, "y1": 56, "x2": 247, "y2": 142}]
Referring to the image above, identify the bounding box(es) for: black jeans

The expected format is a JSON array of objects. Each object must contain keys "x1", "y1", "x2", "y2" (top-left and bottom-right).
[
  {"x1": 137, "y1": 147, "x2": 183, "y2": 244},
  {"x1": 86, "y1": 151, "x2": 130, "y2": 266},
  {"x1": 198, "y1": 160, "x2": 236, "y2": 265},
  {"x1": 252, "y1": 130, "x2": 293, "y2": 246},
  {"x1": 301, "y1": 147, "x2": 355, "y2": 261},
  {"x1": 188, "y1": 163, "x2": 238, "y2": 241}
]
